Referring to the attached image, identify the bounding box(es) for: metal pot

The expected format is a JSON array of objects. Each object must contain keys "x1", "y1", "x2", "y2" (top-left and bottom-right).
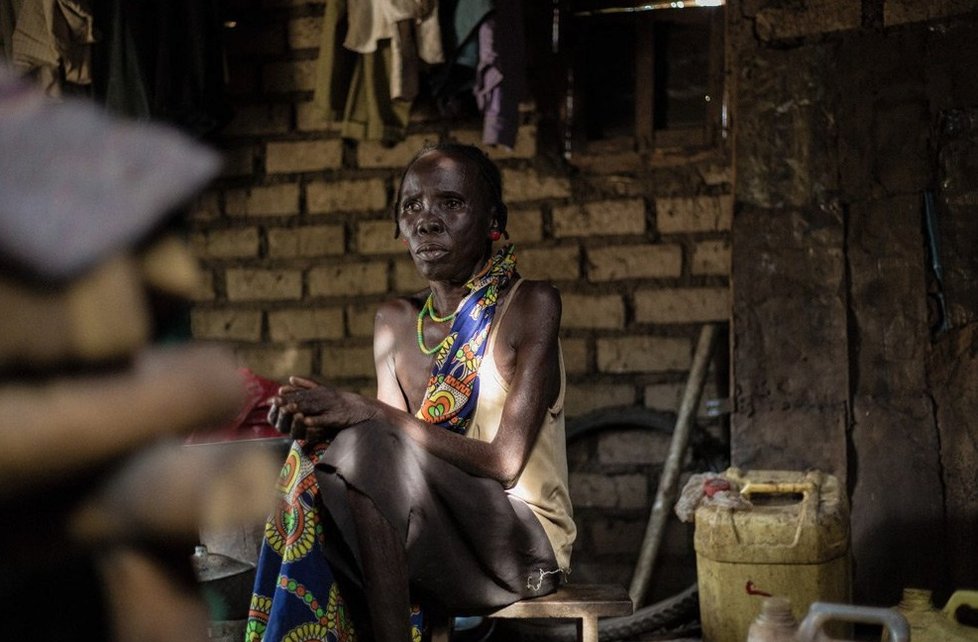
[{"x1": 191, "y1": 545, "x2": 256, "y2": 621}]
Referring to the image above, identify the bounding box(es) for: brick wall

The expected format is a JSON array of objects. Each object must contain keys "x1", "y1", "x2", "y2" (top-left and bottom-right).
[
  {"x1": 189, "y1": 0, "x2": 732, "y2": 591},
  {"x1": 190, "y1": 2, "x2": 732, "y2": 402}
]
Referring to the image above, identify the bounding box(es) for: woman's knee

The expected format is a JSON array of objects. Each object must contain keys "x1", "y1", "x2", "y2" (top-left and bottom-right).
[{"x1": 327, "y1": 421, "x2": 417, "y2": 474}]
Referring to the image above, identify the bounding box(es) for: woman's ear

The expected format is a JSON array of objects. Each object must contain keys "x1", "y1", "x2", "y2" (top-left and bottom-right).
[{"x1": 492, "y1": 203, "x2": 509, "y2": 238}]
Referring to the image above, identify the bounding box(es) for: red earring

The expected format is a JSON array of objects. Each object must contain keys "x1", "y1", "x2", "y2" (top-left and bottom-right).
[{"x1": 489, "y1": 230, "x2": 502, "y2": 241}]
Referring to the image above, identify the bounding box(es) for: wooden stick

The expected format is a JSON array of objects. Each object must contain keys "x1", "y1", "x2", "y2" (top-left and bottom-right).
[{"x1": 628, "y1": 323, "x2": 718, "y2": 607}]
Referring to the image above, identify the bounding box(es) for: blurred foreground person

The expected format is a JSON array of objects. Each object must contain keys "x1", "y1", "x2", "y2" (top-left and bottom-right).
[
  {"x1": 249, "y1": 143, "x2": 575, "y2": 642},
  {"x1": 0, "y1": 66, "x2": 279, "y2": 641}
]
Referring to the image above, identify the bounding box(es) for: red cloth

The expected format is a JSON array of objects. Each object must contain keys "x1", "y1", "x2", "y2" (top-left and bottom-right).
[
  {"x1": 185, "y1": 368, "x2": 283, "y2": 444},
  {"x1": 703, "y1": 477, "x2": 732, "y2": 498}
]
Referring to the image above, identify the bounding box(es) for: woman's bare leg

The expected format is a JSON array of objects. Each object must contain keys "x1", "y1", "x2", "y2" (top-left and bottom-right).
[{"x1": 347, "y1": 487, "x2": 412, "y2": 642}]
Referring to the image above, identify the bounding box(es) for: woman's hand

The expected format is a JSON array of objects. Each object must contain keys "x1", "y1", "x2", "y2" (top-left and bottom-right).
[{"x1": 266, "y1": 376, "x2": 377, "y2": 441}]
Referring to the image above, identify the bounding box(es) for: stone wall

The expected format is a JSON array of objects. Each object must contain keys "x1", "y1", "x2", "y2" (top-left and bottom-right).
[
  {"x1": 729, "y1": 0, "x2": 978, "y2": 605},
  {"x1": 187, "y1": 0, "x2": 733, "y2": 598}
]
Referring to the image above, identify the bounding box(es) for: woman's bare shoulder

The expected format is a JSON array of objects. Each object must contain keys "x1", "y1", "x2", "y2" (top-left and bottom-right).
[
  {"x1": 510, "y1": 279, "x2": 561, "y2": 312},
  {"x1": 503, "y1": 280, "x2": 561, "y2": 339},
  {"x1": 375, "y1": 292, "x2": 426, "y2": 329}
]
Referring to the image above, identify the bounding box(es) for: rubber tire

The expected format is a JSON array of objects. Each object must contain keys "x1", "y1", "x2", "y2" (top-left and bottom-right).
[{"x1": 564, "y1": 406, "x2": 677, "y2": 443}]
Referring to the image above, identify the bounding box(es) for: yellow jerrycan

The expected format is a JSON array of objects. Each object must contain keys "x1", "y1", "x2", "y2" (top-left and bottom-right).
[
  {"x1": 693, "y1": 468, "x2": 851, "y2": 642},
  {"x1": 887, "y1": 588, "x2": 978, "y2": 642}
]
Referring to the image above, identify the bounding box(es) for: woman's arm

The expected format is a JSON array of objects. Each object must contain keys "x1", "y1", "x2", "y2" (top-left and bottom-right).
[
  {"x1": 373, "y1": 300, "x2": 410, "y2": 411},
  {"x1": 273, "y1": 283, "x2": 562, "y2": 488}
]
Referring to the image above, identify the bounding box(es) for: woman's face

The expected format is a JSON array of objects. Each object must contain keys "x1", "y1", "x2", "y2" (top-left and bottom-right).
[{"x1": 397, "y1": 150, "x2": 495, "y2": 284}]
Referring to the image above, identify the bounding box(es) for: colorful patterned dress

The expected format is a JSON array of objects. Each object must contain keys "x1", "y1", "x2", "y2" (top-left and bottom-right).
[{"x1": 246, "y1": 439, "x2": 424, "y2": 642}]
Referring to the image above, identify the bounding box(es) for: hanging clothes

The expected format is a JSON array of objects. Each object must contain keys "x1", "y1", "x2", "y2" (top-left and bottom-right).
[
  {"x1": 89, "y1": 0, "x2": 231, "y2": 138},
  {"x1": 394, "y1": 7, "x2": 444, "y2": 100},
  {"x1": 314, "y1": 0, "x2": 411, "y2": 142},
  {"x1": 313, "y1": 0, "x2": 442, "y2": 141},
  {"x1": 346, "y1": 2, "x2": 443, "y2": 65},
  {"x1": 430, "y1": 0, "x2": 528, "y2": 148},
  {"x1": 312, "y1": 0, "x2": 529, "y2": 145},
  {"x1": 474, "y1": 0, "x2": 525, "y2": 148},
  {"x1": 9, "y1": 0, "x2": 95, "y2": 97},
  {"x1": 345, "y1": 0, "x2": 443, "y2": 101},
  {"x1": 438, "y1": 0, "x2": 492, "y2": 69},
  {"x1": 0, "y1": 0, "x2": 26, "y2": 61},
  {"x1": 427, "y1": 0, "x2": 491, "y2": 115}
]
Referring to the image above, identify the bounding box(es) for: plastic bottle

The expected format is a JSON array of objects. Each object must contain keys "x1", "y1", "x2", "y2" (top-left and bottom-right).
[{"x1": 747, "y1": 597, "x2": 800, "y2": 642}]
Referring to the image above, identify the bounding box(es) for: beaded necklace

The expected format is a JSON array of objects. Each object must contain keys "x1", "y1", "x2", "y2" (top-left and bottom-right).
[{"x1": 416, "y1": 292, "x2": 457, "y2": 355}]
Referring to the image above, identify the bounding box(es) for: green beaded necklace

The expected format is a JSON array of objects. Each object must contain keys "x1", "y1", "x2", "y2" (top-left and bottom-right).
[{"x1": 416, "y1": 292, "x2": 456, "y2": 355}]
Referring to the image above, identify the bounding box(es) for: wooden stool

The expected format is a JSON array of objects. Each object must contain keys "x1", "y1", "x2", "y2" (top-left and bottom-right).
[{"x1": 430, "y1": 584, "x2": 633, "y2": 642}]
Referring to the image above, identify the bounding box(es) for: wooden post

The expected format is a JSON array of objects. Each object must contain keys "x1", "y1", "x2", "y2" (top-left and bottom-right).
[{"x1": 628, "y1": 323, "x2": 718, "y2": 607}]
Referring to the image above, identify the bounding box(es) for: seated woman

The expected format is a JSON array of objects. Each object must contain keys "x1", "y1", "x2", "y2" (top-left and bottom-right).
[{"x1": 247, "y1": 142, "x2": 575, "y2": 642}]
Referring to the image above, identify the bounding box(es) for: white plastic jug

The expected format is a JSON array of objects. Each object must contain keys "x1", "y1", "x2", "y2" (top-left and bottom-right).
[{"x1": 797, "y1": 602, "x2": 909, "y2": 642}]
